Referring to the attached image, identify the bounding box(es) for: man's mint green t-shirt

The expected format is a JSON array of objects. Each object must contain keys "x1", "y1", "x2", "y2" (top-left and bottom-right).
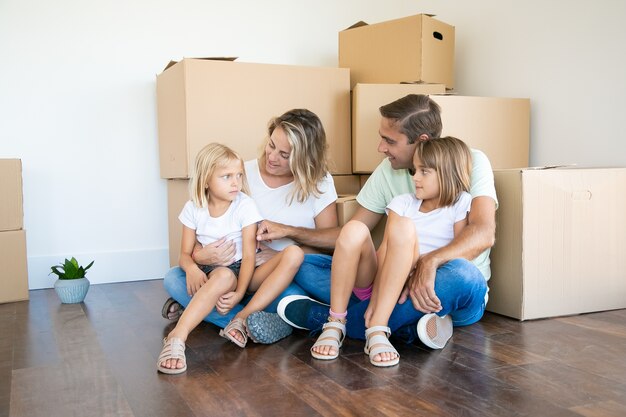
[{"x1": 356, "y1": 149, "x2": 498, "y2": 280}]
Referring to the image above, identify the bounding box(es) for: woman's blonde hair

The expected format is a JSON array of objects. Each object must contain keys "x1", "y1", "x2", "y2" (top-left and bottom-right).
[
  {"x1": 263, "y1": 109, "x2": 330, "y2": 204},
  {"x1": 189, "y1": 143, "x2": 248, "y2": 208},
  {"x1": 416, "y1": 136, "x2": 472, "y2": 207}
]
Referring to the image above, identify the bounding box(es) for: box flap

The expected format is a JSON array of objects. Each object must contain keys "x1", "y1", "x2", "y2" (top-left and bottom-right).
[
  {"x1": 162, "y1": 57, "x2": 238, "y2": 71},
  {"x1": 524, "y1": 164, "x2": 577, "y2": 171},
  {"x1": 342, "y1": 14, "x2": 436, "y2": 31},
  {"x1": 345, "y1": 21, "x2": 368, "y2": 30}
]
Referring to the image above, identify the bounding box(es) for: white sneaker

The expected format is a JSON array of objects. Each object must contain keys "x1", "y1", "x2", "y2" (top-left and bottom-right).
[{"x1": 416, "y1": 313, "x2": 453, "y2": 349}]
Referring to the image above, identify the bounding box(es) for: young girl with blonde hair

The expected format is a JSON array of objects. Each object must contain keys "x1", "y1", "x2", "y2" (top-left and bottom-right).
[
  {"x1": 157, "y1": 142, "x2": 304, "y2": 374},
  {"x1": 310, "y1": 136, "x2": 473, "y2": 367}
]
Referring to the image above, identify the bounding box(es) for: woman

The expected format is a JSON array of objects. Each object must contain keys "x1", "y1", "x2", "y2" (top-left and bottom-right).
[{"x1": 160, "y1": 109, "x2": 337, "y2": 364}]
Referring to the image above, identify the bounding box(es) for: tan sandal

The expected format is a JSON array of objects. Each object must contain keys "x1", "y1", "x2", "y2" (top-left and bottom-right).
[
  {"x1": 157, "y1": 337, "x2": 187, "y2": 374},
  {"x1": 161, "y1": 297, "x2": 183, "y2": 321},
  {"x1": 310, "y1": 320, "x2": 346, "y2": 360},
  {"x1": 364, "y1": 326, "x2": 400, "y2": 367},
  {"x1": 219, "y1": 318, "x2": 248, "y2": 348}
]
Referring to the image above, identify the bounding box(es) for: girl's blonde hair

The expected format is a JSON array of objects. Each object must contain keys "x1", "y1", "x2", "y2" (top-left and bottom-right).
[
  {"x1": 416, "y1": 136, "x2": 472, "y2": 207},
  {"x1": 189, "y1": 143, "x2": 249, "y2": 208},
  {"x1": 263, "y1": 109, "x2": 330, "y2": 204}
]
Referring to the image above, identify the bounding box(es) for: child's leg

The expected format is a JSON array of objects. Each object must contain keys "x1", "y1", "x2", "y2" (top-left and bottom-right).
[
  {"x1": 331, "y1": 220, "x2": 378, "y2": 314},
  {"x1": 234, "y1": 245, "x2": 304, "y2": 321},
  {"x1": 313, "y1": 220, "x2": 378, "y2": 358},
  {"x1": 159, "y1": 267, "x2": 236, "y2": 370},
  {"x1": 366, "y1": 215, "x2": 418, "y2": 364}
]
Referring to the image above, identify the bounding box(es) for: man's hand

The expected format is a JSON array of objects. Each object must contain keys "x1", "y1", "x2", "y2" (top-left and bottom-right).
[
  {"x1": 256, "y1": 220, "x2": 289, "y2": 243},
  {"x1": 216, "y1": 291, "x2": 244, "y2": 315},
  {"x1": 186, "y1": 268, "x2": 208, "y2": 296},
  {"x1": 399, "y1": 256, "x2": 442, "y2": 314},
  {"x1": 192, "y1": 238, "x2": 235, "y2": 266}
]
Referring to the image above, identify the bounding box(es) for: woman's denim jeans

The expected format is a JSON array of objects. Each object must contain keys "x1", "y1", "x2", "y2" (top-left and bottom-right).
[{"x1": 163, "y1": 266, "x2": 308, "y2": 329}]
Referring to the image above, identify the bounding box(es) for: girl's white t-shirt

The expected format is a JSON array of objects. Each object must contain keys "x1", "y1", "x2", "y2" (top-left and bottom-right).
[
  {"x1": 244, "y1": 159, "x2": 338, "y2": 251},
  {"x1": 385, "y1": 192, "x2": 471, "y2": 255},
  {"x1": 178, "y1": 192, "x2": 263, "y2": 262}
]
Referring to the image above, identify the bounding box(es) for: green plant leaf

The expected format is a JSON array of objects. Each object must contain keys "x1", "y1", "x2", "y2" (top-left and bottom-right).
[
  {"x1": 63, "y1": 259, "x2": 79, "y2": 279},
  {"x1": 84, "y1": 260, "x2": 94, "y2": 271}
]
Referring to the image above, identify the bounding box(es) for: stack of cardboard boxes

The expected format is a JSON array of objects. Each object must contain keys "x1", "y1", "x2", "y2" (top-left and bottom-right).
[
  {"x1": 0, "y1": 159, "x2": 29, "y2": 303},
  {"x1": 157, "y1": 13, "x2": 625, "y2": 320}
]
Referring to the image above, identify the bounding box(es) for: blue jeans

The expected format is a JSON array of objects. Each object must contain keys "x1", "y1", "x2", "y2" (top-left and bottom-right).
[
  {"x1": 163, "y1": 266, "x2": 308, "y2": 328},
  {"x1": 295, "y1": 256, "x2": 488, "y2": 341},
  {"x1": 294, "y1": 254, "x2": 362, "y2": 306}
]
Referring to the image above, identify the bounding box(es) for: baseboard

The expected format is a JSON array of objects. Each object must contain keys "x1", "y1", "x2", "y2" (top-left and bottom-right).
[{"x1": 27, "y1": 248, "x2": 170, "y2": 289}]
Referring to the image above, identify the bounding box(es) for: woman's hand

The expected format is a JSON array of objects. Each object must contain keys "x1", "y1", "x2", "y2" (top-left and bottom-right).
[
  {"x1": 192, "y1": 238, "x2": 236, "y2": 266},
  {"x1": 216, "y1": 291, "x2": 244, "y2": 315}
]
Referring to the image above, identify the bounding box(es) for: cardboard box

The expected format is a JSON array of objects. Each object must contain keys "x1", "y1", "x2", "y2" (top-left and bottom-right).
[
  {"x1": 167, "y1": 179, "x2": 188, "y2": 267},
  {"x1": 157, "y1": 58, "x2": 351, "y2": 179},
  {"x1": 352, "y1": 85, "x2": 530, "y2": 173},
  {"x1": 489, "y1": 167, "x2": 626, "y2": 320},
  {"x1": 0, "y1": 159, "x2": 23, "y2": 232},
  {"x1": 336, "y1": 195, "x2": 386, "y2": 248},
  {"x1": 0, "y1": 230, "x2": 29, "y2": 303},
  {"x1": 339, "y1": 14, "x2": 455, "y2": 89},
  {"x1": 332, "y1": 175, "x2": 362, "y2": 196}
]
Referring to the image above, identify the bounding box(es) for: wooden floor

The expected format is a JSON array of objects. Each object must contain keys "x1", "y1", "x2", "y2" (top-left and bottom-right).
[{"x1": 2, "y1": 280, "x2": 626, "y2": 417}]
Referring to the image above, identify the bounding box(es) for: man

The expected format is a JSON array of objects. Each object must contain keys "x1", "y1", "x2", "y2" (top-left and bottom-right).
[{"x1": 256, "y1": 94, "x2": 497, "y2": 359}]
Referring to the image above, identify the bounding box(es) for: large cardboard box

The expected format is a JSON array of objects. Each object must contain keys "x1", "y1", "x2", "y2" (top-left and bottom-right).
[
  {"x1": 332, "y1": 175, "x2": 362, "y2": 196},
  {"x1": 157, "y1": 58, "x2": 351, "y2": 179},
  {"x1": 489, "y1": 167, "x2": 626, "y2": 320},
  {"x1": 167, "y1": 179, "x2": 188, "y2": 267},
  {"x1": 0, "y1": 230, "x2": 29, "y2": 303},
  {"x1": 352, "y1": 85, "x2": 530, "y2": 173},
  {"x1": 339, "y1": 14, "x2": 455, "y2": 89},
  {"x1": 0, "y1": 159, "x2": 23, "y2": 232}
]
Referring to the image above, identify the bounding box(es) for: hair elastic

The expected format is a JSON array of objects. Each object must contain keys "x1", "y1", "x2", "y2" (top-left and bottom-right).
[{"x1": 329, "y1": 309, "x2": 347, "y2": 319}]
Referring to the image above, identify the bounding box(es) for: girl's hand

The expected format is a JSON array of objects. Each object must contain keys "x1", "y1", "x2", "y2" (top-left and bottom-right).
[
  {"x1": 216, "y1": 291, "x2": 244, "y2": 315},
  {"x1": 186, "y1": 268, "x2": 208, "y2": 296}
]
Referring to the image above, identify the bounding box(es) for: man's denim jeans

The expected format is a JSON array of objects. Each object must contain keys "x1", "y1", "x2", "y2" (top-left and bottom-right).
[{"x1": 293, "y1": 254, "x2": 488, "y2": 341}]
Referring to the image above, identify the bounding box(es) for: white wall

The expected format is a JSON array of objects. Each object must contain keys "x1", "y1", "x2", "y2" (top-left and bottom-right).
[{"x1": 1, "y1": 0, "x2": 625, "y2": 288}]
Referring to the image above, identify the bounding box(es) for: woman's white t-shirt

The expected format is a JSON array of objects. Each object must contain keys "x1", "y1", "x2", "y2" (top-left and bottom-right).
[
  {"x1": 385, "y1": 192, "x2": 471, "y2": 255},
  {"x1": 178, "y1": 192, "x2": 263, "y2": 261},
  {"x1": 244, "y1": 159, "x2": 338, "y2": 251}
]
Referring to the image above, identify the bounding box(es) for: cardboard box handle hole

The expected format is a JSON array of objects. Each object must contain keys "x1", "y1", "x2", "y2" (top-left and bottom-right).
[{"x1": 433, "y1": 31, "x2": 444, "y2": 41}]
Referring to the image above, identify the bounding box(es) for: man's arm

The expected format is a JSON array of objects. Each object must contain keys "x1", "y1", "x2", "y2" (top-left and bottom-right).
[
  {"x1": 401, "y1": 196, "x2": 496, "y2": 312},
  {"x1": 256, "y1": 204, "x2": 384, "y2": 251},
  {"x1": 426, "y1": 196, "x2": 497, "y2": 264}
]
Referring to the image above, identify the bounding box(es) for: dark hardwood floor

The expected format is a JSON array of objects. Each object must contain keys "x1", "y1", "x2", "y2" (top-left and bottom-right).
[{"x1": 2, "y1": 279, "x2": 625, "y2": 417}]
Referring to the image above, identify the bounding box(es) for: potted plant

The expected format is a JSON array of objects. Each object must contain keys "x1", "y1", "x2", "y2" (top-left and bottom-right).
[{"x1": 49, "y1": 257, "x2": 94, "y2": 303}]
